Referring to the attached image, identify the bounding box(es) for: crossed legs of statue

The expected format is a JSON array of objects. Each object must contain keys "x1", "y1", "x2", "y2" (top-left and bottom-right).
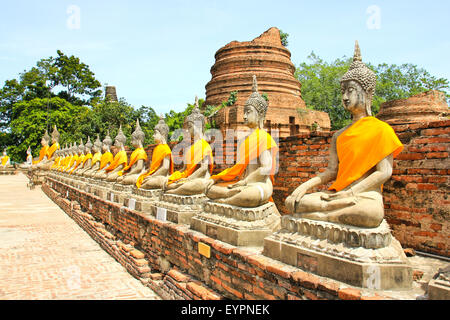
[
  {"x1": 206, "y1": 180, "x2": 273, "y2": 208},
  {"x1": 165, "y1": 178, "x2": 209, "y2": 196},
  {"x1": 294, "y1": 190, "x2": 384, "y2": 228},
  {"x1": 140, "y1": 176, "x2": 166, "y2": 190}
]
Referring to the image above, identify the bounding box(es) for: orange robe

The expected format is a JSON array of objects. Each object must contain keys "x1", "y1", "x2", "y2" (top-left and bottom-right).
[
  {"x1": 50, "y1": 157, "x2": 61, "y2": 169},
  {"x1": 329, "y1": 116, "x2": 403, "y2": 192},
  {"x1": 136, "y1": 144, "x2": 173, "y2": 188},
  {"x1": 47, "y1": 143, "x2": 60, "y2": 159},
  {"x1": 82, "y1": 153, "x2": 93, "y2": 168},
  {"x1": 99, "y1": 152, "x2": 113, "y2": 170},
  {"x1": 104, "y1": 150, "x2": 128, "y2": 173},
  {"x1": 168, "y1": 139, "x2": 213, "y2": 185},
  {"x1": 117, "y1": 148, "x2": 147, "y2": 177},
  {"x1": 64, "y1": 155, "x2": 77, "y2": 172},
  {"x1": 1, "y1": 156, "x2": 9, "y2": 166},
  {"x1": 91, "y1": 152, "x2": 102, "y2": 167},
  {"x1": 69, "y1": 154, "x2": 85, "y2": 174},
  {"x1": 33, "y1": 145, "x2": 49, "y2": 164},
  {"x1": 211, "y1": 128, "x2": 278, "y2": 183}
]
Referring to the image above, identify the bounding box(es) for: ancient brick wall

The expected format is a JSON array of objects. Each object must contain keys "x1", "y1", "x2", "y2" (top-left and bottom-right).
[{"x1": 43, "y1": 179, "x2": 387, "y2": 300}]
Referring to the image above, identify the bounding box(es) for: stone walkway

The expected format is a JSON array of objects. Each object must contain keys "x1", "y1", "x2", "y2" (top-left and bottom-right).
[{"x1": 0, "y1": 172, "x2": 160, "y2": 300}]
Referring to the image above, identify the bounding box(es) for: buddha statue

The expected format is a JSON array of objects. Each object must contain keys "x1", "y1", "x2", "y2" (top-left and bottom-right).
[
  {"x1": 205, "y1": 75, "x2": 278, "y2": 207},
  {"x1": 77, "y1": 137, "x2": 93, "y2": 176},
  {"x1": 66, "y1": 141, "x2": 81, "y2": 174},
  {"x1": 35, "y1": 125, "x2": 60, "y2": 171},
  {"x1": 1, "y1": 149, "x2": 11, "y2": 167},
  {"x1": 69, "y1": 139, "x2": 86, "y2": 174},
  {"x1": 164, "y1": 97, "x2": 214, "y2": 195},
  {"x1": 93, "y1": 131, "x2": 114, "y2": 179},
  {"x1": 104, "y1": 126, "x2": 128, "y2": 182},
  {"x1": 83, "y1": 135, "x2": 103, "y2": 177},
  {"x1": 20, "y1": 146, "x2": 33, "y2": 169},
  {"x1": 136, "y1": 117, "x2": 173, "y2": 190},
  {"x1": 116, "y1": 119, "x2": 148, "y2": 185},
  {"x1": 60, "y1": 143, "x2": 74, "y2": 173},
  {"x1": 50, "y1": 149, "x2": 62, "y2": 171},
  {"x1": 31, "y1": 130, "x2": 50, "y2": 169},
  {"x1": 285, "y1": 41, "x2": 403, "y2": 228}
]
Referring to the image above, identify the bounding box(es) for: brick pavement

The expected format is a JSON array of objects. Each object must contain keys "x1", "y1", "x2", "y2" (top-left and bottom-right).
[{"x1": 0, "y1": 172, "x2": 160, "y2": 300}]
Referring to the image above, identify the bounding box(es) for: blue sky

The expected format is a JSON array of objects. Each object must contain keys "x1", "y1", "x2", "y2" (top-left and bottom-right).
[{"x1": 1, "y1": 0, "x2": 449, "y2": 114}]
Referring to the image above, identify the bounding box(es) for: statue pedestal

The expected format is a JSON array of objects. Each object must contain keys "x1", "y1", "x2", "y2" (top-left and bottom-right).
[
  {"x1": 29, "y1": 169, "x2": 48, "y2": 185},
  {"x1": 90, "y1": 179, "x2": 112, "y2": 200},
  {"x1": 191, "y1": 201, "x2": 281, "y2": 247},
  {"x1": 151, "y1": 193, "x2": 208, "y2": 224},
  {"x1": 108, "y1": 183, "x2": 133, "y2": 204},
  {"x1": 123, "y1": 187, "x2": 163, "y2": 213},
  {"x1": 263, "y1": 217, "x2": 412, "y2": 290},
  {"x1": 428, "y1": 269, "x2": 450, "y2": 300}
]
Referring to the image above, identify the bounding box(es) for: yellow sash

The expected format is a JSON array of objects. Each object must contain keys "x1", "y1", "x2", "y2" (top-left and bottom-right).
[
  {"x1": 117, "y1": 148, "x2": 147, "y2": 176},
  {"x1": 211, "y1": 129, "x2": 278, "y2": 183},
  {"x1": 168, "y1": 139, "x2": 213, "y2": 184},
  {"x1": 82, "y1": 153, "x2": 93, "y2": 167},
  {"x1": 70, "y1": 154, "x2": 85, "y2": 174},
  {"x1": 329, "y1": 116, "x2": 403, "y2": 191},
  {"x1": 91, "y1": 152, "x2": 102, "y2": 166},
  {"x1": 51, "y1": 157, "x2": 61, "y2": 169},
  {"x1": 33, "y1": 145, "x2": 49, "y2": 164},
  {"x1": 105, "y1": 150, "x2": 128, "y2": 172},
  {"x1": 136, "y1": 144, "x2": 173, "y2": 188},
  {"x1": 47, "y1": 142, "x2": 60, "y2": 159},
  {"x1": 66, "y1": 155, "x2": 79, "y2": 173},
  {"x1": 1, "y1": 156, "x2": 9, "y2": 166},
  {"x1": 99, "y1": 152, "x2": 113, "y2": 170}
]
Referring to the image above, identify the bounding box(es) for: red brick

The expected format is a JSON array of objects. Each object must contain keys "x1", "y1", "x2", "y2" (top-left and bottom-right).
[
  {"x1": 130, "y1": 249, "x2": 145, "y2": 259},
  {"x1": 167, "y1": 269, "x2": 190, "y2": 283},
  {"x1": 338, "y1": 288, "x2": 361, "y2": 300},
  {"x1": 253, "y1": 285, "x2": 276, "y2": 300},
  {"x1": 291, "y1": 271, "x2": 320, "y2": 290}
]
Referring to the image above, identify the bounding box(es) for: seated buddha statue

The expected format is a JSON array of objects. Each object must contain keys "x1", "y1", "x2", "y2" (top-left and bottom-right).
[
  {"x1": 93, "y1": 132, "x2": 114, "y2": 179},
  {"x1": 76, "y1": 137, "x2": 94, "y2": 176},
  {"x1": 136, "y1": 117, "x2": 173, "y2": 190},
  {"x1": 50, "y1": 149, "x2": 62, "y2": 171},
  {"x1": 37, "y1": 125, "x2": 60, "y2": 171},
  {"x1": 104, "y1": 126, "x2": 128, "y2": 182},
  {"x1": 116, "y1": 119, "x2": 148, "y2": 185},
  {"x1": 60, "y1": 143, "x2": 74, "y2": 173},
  {"x1": 83, "y1": 135, "x2": 103, "y2": 177},
  {"x1": 205, "y1": 75, "x2": 278, "y2": 208},
  {"x1": 30, "y1": 130, "x2": 50, "y2": 170},
  {"x1": 20, "y1": 146, "x2": 33, "y2": 169},
  {"x1": 285, "y1": 41, "x2": 403, "y2": 228},
  {"x1": 1, "y1": 149, "x2": 11, "y2": 167},
  {"x1": 68, "y1": 141, "x2": 83, "y2": 174},
  {"x1": 164, "y1": 97, "x2": 213, "y2": 195}
]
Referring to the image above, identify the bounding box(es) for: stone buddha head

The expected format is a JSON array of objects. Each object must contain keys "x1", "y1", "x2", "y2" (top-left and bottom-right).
[
  {"x1": 71, "y1": 142, "x2": 77, "y2": 156},
  {"x1": 185, "y1": 96, "x2": 205, "y2": 139},
  {"x1": 51, "y1": 125, "x2": 60, "y2": 144},
  {"x1": 102, "y1": 131, "x2": 113, "y2": 152},
  {"x1": 244, "y1": 75, "x2": 268, "y2": 129},
  {"x1": 78, "y1": 139, "x2": 84, "y2": 155},
  {"x1": 27, "y1": 146, "x2": 31, "y2": 155},
  {"x1": 154, "y1": 117, "x2": 169, "y2": 144},
  {"x1": 85, "y1": 137, "x2": 93, "y2": 154},
  {"x1": 114, "y1": 125, "x2": 127, "y2": 149},
  {"x1": 340, "y1": 41, "x2": 377, "y2": 118},
  {"x1": 93, "y1": 134, "x2": 102, "y2": 153},
  {"x1": 131, "y1": 119, "x2": 145, "y2": 148},
  {"x1": 3, "y1": 149, "x2": 7, "y2": 157},
  {"x1": 41, "y1": 130, "x2": 50, "y2": 147}
]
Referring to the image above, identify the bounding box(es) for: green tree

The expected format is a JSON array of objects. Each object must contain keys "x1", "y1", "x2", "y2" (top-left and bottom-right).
[
  {"x1": 295, "y1": 53, "x2": 450, "y2": 130},
  {"x1": 279, "y1": 30, "x2": 289, "y2": 47}
]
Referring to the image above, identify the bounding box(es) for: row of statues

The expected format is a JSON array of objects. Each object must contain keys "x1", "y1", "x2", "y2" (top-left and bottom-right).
[
  {"x1": 29, "y1": 41, "x2": 403, "y2": 229},
  {"x1": 26, "y1": 41, "x2": 414, "y2": 290}
]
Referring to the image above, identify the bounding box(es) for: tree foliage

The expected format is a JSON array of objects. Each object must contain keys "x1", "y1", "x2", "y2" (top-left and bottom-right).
[{"x1": 295, "y1": 52, "x2": 449, "y2": 130}]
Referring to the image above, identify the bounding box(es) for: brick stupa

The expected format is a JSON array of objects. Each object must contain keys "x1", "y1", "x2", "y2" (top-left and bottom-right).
[
  {"x1": 205, "y1": 27, "x2": 330, "y2": 137},
  {"x1": 377, "y1": 90, "x2": 448, "y2": 125}
]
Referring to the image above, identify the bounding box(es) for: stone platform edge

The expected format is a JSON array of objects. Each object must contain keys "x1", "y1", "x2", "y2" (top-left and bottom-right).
[{"x1": 42, "y1": 178, "x2": 390, "y2": 300}]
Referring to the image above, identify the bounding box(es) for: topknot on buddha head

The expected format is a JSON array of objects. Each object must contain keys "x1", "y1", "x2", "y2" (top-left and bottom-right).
[
  {"x1": 244, "y1": 75, "x2": 268, "y2": 119},
  {"x1": 185, "y1": 96, "x2": 205, "y2": 132},
  {"x1": 340, "y1": 41, "x2": 377, "y2": 114}
]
